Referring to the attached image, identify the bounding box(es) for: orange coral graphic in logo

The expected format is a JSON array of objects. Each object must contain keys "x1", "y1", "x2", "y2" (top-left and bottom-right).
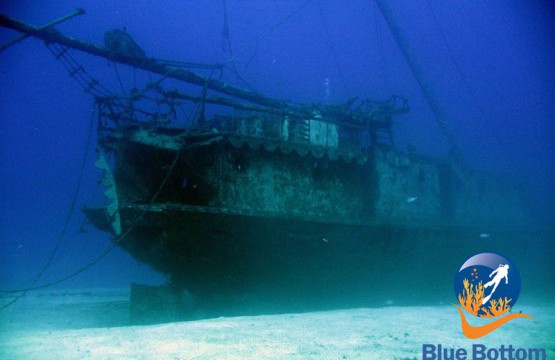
[{"x1": 453, "y1": 253, "x2": 533, "y2": 338}]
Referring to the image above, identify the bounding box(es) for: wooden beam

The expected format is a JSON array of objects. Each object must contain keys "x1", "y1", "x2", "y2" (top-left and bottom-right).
[
  {"x1": 0, "y1": 14, "x2": 285, "y2": 109},
  {"x1": 0, "y1": 9, "x2": 85, "y2": 51}
]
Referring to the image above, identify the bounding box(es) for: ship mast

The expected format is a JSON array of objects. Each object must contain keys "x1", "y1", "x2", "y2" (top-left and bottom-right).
[
  {"x1": 0, "y1": 12, "x2": 408, "y2": 133},
  {"x1": 374, "y1": 0, "x2": 462, "y2": 161},
  {"x1": 0, "y1": 13, "x2": 284, "y2": 109}
]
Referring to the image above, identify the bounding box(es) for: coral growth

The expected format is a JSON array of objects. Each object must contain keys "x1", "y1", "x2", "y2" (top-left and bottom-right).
[
  {"x1": 481, "y1": 297, "x2": 512, "y2": 318},
  {"x1": 457, "y1": 278, "x2": 484, "y2": 316},
  {"x1": 458, "y1": 278, "x2": 513, "y2": 318}
]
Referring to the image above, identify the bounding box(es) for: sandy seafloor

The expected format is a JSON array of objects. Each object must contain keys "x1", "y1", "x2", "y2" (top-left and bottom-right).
[{"x1": 0, "y1": 289, "x2": 553, "y2": 359}]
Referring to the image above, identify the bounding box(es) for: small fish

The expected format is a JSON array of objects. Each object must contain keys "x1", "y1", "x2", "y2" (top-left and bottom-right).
[
  {"x1": 479, "y1": 233, "x2": 491, "y2": 238},
  {"x1": 322, "y1": 238, "x2": 329, "y2": 243},
  {"x1": 406, "y1": 197, "x2": 418, "y2": 203}
]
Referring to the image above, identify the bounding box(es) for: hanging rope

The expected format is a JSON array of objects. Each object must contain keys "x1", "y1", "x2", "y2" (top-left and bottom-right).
[
  {"x1": 373, "y1": 1, "x2": 391, "y2": 93},
  {"x1": 222, "y1": 0, "x2": 233, "y2": 56},
  {"x1": 0, "y1": 150, "x2": 182, "y2": 298},
  {"x1": 214, "y1": 0, "x2": 315, "y2": 96},
  {"x1": 0, "y1": 105, "x2": 95, "y2": 310},
  {"x1": 0, "y1": 72, "x2": 191, "y2": 300},
  {"x1": 316, "y1": 0, "x2": 348, "y2": 95}
]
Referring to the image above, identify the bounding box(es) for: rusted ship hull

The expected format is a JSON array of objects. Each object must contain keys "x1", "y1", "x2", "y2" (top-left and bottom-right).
[{"x1": 84, "y1": 124, "x2": 539, "y2": 315}]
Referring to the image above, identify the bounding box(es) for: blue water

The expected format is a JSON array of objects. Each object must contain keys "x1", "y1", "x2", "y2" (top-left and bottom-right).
[{"x1": 0, "y1": 0, "x2": 554, "y2": 305}]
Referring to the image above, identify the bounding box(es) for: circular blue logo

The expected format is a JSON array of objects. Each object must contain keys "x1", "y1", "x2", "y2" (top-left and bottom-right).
[{"x1": 454, "y1": 253, "x2": 520, "y2": 318}]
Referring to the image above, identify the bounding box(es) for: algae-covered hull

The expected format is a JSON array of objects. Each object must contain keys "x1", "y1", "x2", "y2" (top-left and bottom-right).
[{"x1": 84, "y1": 124, "x2": 538, "y2": 314}]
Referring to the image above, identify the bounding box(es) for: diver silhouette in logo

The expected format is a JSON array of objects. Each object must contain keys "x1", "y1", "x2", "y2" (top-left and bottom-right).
[{"x1": 482, "y1": 264, "x2": 509, "y2": 305}]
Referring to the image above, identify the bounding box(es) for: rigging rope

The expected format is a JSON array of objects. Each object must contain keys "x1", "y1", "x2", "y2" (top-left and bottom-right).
[
  {"x1": 224, "y1": 65, "x2": 258, "y2": 93},
  {"x1": 47, "y1": 43, "x2": 114, "y2": 98},
  {"x1": 0, "y1": 60, "x2": 196, "y2": 299},
  {"x1": 0, "y1": 11, "x2": 271, "y2": 304},
  {"x1": 218, "y1": 0, "x2": 259, "y2": 95},
  {"x1": 0, "y1": 150, "x2": 182, "y2": 297},
  {"x1": 374, "y1": 0, "x2": 462, "y2": 161},
  {"x1": 0, "y1": 105, "x2": 95, "y2": 310},
  {"x1": 373, "y1": 1, "x2": 391, "y2": 93},
  {"x1": 425, "y1": 0, "x2": 507, "y2": 162},
  {"x1": 113, "y1": 62, "x2": 126, "y2": 95},
  {"x1": 224, "y1": 0, "x2": 313, "y2": 65},
  {"x1": 316, "y1": 0, "x2": 348, "y2": 95},
  {"x1": 222, "y1": 0, "x2": 233, "y2": 55}
]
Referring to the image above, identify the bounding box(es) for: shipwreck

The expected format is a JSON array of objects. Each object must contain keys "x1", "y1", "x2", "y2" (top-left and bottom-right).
[{"x1": 0, "y1": 4, "x2": 545, "y2": 322}]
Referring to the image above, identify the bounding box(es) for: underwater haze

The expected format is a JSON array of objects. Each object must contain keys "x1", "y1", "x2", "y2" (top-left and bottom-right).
[
  {"x1": 0, "y1": 1, "x2": 555, "y2": 357},
  {"x1": 1, "y1": 0, "x2": 554, "y2": 292}
]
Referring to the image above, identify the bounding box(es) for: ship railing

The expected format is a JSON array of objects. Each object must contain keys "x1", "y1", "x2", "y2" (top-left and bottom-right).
[{"x1": 94, "y1": 83, "x2": 408, "y2": 155}]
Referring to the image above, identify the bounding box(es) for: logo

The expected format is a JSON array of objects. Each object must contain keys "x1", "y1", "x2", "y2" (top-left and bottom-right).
[{"x1": 453, "y1": 252, "x2": 533, "y2": 339}]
